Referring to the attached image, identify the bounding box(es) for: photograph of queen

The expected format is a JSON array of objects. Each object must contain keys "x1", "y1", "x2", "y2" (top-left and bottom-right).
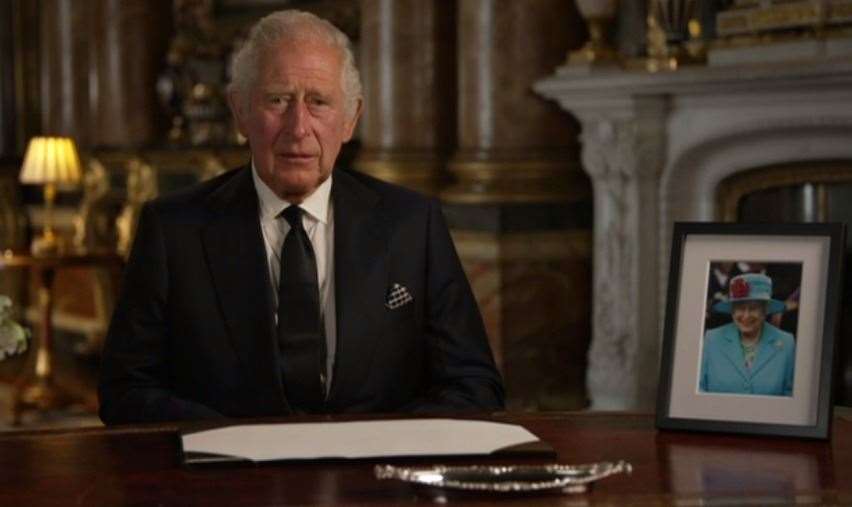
[{"x1": 699, "y1": 272, "x2": 796, "y2": 396}]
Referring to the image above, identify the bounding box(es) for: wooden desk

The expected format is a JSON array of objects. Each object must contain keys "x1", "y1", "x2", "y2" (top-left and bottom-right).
[{"x1": 0, "y1": 411, "x2": 850, "y2": 505}]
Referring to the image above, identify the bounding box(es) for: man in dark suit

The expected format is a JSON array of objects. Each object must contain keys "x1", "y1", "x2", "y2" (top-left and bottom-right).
[{"x1": 98, "y1": 10, "x2": 504, "y2": 424}]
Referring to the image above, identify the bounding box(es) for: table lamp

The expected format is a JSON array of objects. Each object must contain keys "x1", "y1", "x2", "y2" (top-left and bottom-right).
[{"x1": 19, "y1": 136, "x2": 83, "y2": 256}]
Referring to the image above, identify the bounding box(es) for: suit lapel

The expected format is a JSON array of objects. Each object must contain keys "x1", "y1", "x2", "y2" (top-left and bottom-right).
[
  {"x1": 201, "y1": 167, "x2": 286, "y2": 407},
  {"x1": 327, "y1": 169, "x2": 388, "y2": 405}
]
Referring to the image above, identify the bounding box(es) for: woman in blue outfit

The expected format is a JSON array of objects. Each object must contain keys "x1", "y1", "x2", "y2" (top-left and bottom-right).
[{"x1": 700, "y1": 273, "x2": 795, "y2": 396}]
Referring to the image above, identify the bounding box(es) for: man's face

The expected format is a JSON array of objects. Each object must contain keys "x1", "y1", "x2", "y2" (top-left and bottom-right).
[{"x1": 230, "y1": 38, "x2": 361, "y2": 203}]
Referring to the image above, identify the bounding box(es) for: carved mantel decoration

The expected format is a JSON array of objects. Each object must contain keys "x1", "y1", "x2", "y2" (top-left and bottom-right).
[
  {"x1": 573, "y1": 97, "x2": 667, "y2": 410},
  {"x1": 536, "y1": 58, "x2": 852, "y2": 410}
]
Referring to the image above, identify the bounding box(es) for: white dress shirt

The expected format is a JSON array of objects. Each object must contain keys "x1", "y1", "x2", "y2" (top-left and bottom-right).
[{"x1": 252, "y1": 165, "x2": 336, "y2": 390}]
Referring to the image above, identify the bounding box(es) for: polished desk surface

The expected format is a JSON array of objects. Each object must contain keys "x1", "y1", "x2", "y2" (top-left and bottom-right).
[{"x1": 0, "y1": 411, "x2": 850, "y2": 506}]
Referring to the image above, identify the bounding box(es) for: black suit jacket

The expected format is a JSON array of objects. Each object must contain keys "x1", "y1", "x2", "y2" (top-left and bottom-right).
[{"x1": 98, "y1": 166, "x2": 504, "y2": 424}]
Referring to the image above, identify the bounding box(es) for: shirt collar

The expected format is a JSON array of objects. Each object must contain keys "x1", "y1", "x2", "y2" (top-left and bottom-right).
[{"x1": 251, "y1": 161, "x2": 332, "y2": 224}]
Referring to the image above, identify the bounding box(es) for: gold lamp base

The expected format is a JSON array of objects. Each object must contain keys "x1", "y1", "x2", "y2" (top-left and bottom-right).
[
  {"x1": 568, "y1": 44, "x2": 620, "y2": 65},
  {"x1": 566, "y1": 17, "x2": 620, "y2": 72},
  {"x1": 30, "y1": 230, "x2": 62, "y2": 257},
  {"x1": 30, "y1": 182, "x2": 66, "y2": 257}
]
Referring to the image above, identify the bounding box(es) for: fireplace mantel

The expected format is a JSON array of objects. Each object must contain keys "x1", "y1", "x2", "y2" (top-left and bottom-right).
[{"x1": 535, "y1": 57, "x2": 852, "y2": 410}]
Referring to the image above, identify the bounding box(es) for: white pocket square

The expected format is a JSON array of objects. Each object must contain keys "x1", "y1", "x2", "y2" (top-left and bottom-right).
[{"x1": 385, "y1": 283, "x2": 413, "y2": 309}]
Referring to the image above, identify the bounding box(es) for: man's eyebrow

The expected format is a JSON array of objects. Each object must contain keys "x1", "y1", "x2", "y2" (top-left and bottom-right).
[{"x1": 261, "y1": 85, "x2": 293, "y2": 93}]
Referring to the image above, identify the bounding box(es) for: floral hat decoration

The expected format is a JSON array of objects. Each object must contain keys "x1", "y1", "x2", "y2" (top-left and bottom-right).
[{"x1": 712, "y1": 273, "x2": 786, "y2": 315}]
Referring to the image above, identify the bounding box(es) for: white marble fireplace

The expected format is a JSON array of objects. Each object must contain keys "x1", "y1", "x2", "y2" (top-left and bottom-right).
[{"x1": 535, "y1": 57, "x2": 852, "y2": 410}]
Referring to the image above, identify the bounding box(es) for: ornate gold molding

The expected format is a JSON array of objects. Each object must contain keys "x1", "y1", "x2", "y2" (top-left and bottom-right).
[
  {"x1": 116, "y1": 159, "x2": 159, "y2": 258},
  {"x1": 717, "y1": 0, "x2": 852, "y2": 37},
  {"x1": 73, "y1": 159, "x2": 115, "y2": 254},
  {"x1": 442, "y1": 158, "x2": 589, "y2": 204},
  {"x1": 354, "y1": 151, "x2": 447, "y2": 196}
]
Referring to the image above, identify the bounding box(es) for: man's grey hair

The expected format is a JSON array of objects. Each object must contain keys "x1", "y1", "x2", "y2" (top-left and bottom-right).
[{"x1": 228, "y1": 10, "x2": 362, "y2": 119}]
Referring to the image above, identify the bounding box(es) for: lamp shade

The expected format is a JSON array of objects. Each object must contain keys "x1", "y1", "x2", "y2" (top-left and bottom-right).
[{"x1": 19, "y1": 136, "x2": 83, "y2": 186}]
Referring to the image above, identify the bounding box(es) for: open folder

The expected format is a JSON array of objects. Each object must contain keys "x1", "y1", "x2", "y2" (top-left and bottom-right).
[{"x1": 180, "y1": 418, "x2": 554, "y2": 465}]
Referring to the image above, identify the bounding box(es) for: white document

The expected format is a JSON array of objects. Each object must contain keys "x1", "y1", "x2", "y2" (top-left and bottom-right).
[{"x1": 181, "y1": 418, "x2": 542, "y2": 462}]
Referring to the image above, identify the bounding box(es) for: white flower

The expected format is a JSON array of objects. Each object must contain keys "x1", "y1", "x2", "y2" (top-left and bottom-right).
[
  {"x1": 0, "y1": 295, "x2": 29, "y2": 360},
  {"x1": 0, "y1": 294, "x2": 11, "y2": 316}
]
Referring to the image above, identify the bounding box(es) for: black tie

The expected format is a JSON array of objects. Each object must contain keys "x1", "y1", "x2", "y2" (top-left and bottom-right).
[{"x1": 277, "y1": 206, "x2": 326, "y2": 412}]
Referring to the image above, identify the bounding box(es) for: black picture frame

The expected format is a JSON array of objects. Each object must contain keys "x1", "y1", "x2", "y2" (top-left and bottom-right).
[{"x1": 656, "y1": 222, "x2": 846, "y2": 439}]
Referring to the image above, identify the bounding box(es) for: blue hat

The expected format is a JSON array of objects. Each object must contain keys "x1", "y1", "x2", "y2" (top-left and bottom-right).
[{"x1": 712, "y1": 273, "x2": 786, "y2": 315}]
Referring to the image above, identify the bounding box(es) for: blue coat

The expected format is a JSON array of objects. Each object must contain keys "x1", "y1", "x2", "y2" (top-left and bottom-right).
[{"x1": 699, "y1": 321, "x2": 795, "y2": 396}]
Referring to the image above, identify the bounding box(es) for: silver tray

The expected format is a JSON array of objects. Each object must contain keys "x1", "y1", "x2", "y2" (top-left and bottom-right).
[{"x1": 374, "y1": 461, "x2": 632, "y2": 495}]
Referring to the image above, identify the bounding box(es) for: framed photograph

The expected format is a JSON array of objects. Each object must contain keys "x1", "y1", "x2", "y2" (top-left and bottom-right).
[{"x1": 656, "y1": 222, "x2": 846, "y2": 439}]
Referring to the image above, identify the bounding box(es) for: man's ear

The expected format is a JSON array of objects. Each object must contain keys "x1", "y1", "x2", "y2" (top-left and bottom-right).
[
  {"x1": 342, "y1": 98, "x2": 363, "y2": 142},
  {"x1": 227, "y1": 89, "x2": 248, "y2": 137}
]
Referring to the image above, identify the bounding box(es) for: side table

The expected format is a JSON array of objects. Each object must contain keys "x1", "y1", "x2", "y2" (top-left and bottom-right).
[{"x1": 0, "y1": 250, "x2": 123, "y2": 425}]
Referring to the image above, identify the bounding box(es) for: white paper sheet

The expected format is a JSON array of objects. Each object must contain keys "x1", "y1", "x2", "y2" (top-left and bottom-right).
[{"x1": 181, "y1": 418, "x2": 541, "y2": 462}]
